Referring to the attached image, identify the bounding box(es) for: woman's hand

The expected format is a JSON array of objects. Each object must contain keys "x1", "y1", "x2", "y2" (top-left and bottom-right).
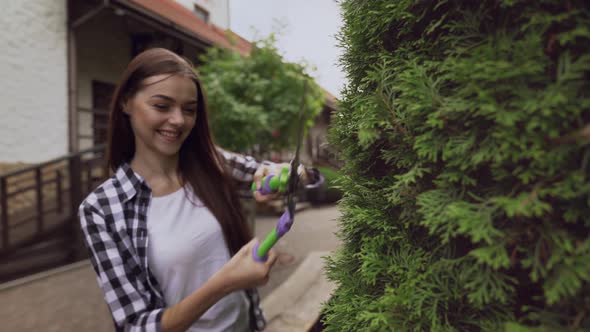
[
  {"x1": 162, "y1": 239, "x2": 276, "y2": 332},
  {"x1": 213, "y1": 238, "x2": 278, "y2": 294},
  {"x1": 253, "y1": 163, "x2": 309, "y2": 202}
]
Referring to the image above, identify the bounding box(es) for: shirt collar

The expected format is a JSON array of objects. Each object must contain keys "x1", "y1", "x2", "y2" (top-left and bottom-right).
[{"x1": 114, "y1": 162, "x2": 148, "y2": 202}]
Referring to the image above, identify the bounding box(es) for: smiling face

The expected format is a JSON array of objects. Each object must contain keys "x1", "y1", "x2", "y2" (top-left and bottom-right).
[{"x1": 124, "y1": 74, "x2": 198, "y2": 161}]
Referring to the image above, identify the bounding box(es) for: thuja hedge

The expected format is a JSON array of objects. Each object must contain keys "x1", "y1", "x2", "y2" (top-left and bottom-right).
[{"x1": 324, "y1": 1, "x2": 590, "y2": 331}]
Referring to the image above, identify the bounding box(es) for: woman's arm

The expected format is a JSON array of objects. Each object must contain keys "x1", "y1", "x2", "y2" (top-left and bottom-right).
[
  {"x1": 160, "y1": 275, "x2": 227, "y2": 332},
  {"x1": 81, "y1": 201, "x2": 276, "y2": 332},
  {"x1": 216, "y1": 147, "x2": 322, "y2": 189},
  {"x1": 79, "y1": 202, "x2": 164, "y2": 331},
  {"x1": 216, "y1": 147, "x2": 268, "y2": 184},
  {"x1": 161, "y1": 239, "x2": 276, "y2": 332}
]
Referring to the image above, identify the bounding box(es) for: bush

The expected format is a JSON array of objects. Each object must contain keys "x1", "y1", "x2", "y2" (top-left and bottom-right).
[
  {"x1": 317, "y1": 166, "x2": 341, "y2": 188},
  {"x1": 324, "y1": 1, "x2": 590, "y2": 331},
  {"x1": 307, "y1": 166, "x2": 343, "y2": 204}
]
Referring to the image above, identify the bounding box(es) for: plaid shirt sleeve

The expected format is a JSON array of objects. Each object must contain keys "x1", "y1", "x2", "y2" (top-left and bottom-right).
[
  {"x1": 79, "y1": 201, "x2": 164, "y2": 332},
  {"x1": 217, "y1": 148, "x2": 321, "y2": 191},
  {"x1": 217, "y1": 148, "x2": 269, "y2": 183}
]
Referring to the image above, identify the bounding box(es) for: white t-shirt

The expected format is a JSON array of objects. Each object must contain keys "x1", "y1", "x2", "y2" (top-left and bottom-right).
[{"x1": 146, "y1": 186, "x2": 250, "y2": 332}]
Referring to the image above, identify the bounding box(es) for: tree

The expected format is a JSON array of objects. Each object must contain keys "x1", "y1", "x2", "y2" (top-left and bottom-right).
[
  {"x1": 197, "y1": 35, "x2": 324, "y2": 153},
  {"x1": 324, "y1": 1, "x2": 590, "y2": 331}
]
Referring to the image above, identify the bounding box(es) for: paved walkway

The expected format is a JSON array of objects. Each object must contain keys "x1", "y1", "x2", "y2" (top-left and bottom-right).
[
  {"x1": 0, "y1": 205, "x2": 341, "y2": 331},
  {"x1": 255, "y1": 205, "x2": 341, "y2": 299},
  {"x1": 261, "y1": 251, "x2": 335, "y2": 331}
]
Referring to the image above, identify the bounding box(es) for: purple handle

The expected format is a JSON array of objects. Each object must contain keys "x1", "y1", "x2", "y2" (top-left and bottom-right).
[
  {"x1": 252, "y1": 211, "x2": 293, "y2": 262},
  {"x1": 259, "y1": 175, "x2": 275, "y2": 195},
  {"x1": 253, "y1": 242, "x2": 266, "y2": 262},
  {"x1": 276, "y1": 210, "x2": 293, "y2": 237}
]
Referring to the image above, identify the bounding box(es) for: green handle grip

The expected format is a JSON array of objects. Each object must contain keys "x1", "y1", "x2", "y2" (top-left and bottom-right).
[
  {"x1": 251, "y1": 166, "x2": 290, "y2": 194},
  {"x1": 253, "y1": 210, "x2": 293, "y2": 261},
  {"x1": 254, "y1": 228, "x2": 279, "y2": 261}
]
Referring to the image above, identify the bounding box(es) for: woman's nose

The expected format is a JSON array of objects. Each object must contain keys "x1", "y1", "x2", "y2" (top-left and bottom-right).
[{"x1": 168, "y1": 108, "x2": 185, "y2": 126}]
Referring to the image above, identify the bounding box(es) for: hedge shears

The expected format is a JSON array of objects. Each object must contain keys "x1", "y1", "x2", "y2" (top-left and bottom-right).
[{"x1": 252, "y1": 82, "x2": 307, "y2": 262}]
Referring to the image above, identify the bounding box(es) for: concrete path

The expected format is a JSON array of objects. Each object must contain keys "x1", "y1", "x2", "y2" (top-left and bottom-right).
[
  {"x1": 0, "y1": 205, "x2": 341, "y2": 331},
  {"x1": 0, "y1": 261, "x2": 112, "y2": 332},
  {"x1": 261, "y1": 251, "x2": 336, "y2": 332},
  {"x1": 255, "y1": 205, "x2": 341, "y2": 299}
]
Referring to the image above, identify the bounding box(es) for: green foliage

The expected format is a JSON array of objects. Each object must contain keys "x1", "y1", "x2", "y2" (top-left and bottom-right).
[
  {"x1": 316, "y1": 166, "x2": 342, "y2": 188},
  {"x1": 325, "y1": 0, "x2": 590, "y2": 331},
  {"x1": 197, "y1": 35, "x2": 324, "y2": 152}
]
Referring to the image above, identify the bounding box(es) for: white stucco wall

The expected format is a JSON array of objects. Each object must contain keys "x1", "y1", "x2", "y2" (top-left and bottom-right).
[
  {"x1": 175, "y1": 0, "x2": 230, "y2": 29},
  {"x1": 0, "y1": 0, "x2": 68, "y2": 163}
]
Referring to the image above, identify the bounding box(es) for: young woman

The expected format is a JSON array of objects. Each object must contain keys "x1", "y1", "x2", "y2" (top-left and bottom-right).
[{"x1": 79, "y1": 48, "x2": 318, "y2": 332}]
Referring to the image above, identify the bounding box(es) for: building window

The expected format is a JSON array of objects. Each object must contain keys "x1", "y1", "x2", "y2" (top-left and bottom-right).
[{"x1": 193, "y1": 4, "x2": 209, "y2": 23}]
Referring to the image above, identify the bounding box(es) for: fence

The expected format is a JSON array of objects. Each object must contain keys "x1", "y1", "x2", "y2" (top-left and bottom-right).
[{"x1": 0, "y1": 145, "x2": 107, "y2": 282}]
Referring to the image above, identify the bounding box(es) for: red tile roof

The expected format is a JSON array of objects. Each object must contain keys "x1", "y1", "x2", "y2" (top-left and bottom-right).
[
  {"x1": 322, "y1": 88, "x2": 338, "y2": 110},
  {"x1": 124, "y1": 0, "x2": 251, "y2": 55},
  {"x1": 118, "y1": 0, "x2": 337, "y2": 108}
]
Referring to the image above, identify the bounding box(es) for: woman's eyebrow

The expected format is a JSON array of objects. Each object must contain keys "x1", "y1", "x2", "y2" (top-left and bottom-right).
[
  {"x1": 150, "y1": 94, "x2": 197, "y2": 104},
  {"x1": 150, "y1": 94, "x2": 175, "y2": 102}
]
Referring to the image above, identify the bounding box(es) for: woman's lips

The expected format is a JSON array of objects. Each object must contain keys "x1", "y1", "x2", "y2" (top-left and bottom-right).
[{"x1": 157, "y1": 130, "x2": 181, "y2": 142}]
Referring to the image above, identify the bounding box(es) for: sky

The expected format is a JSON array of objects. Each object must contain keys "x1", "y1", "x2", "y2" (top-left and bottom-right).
[{"x1": 229, "y1": 0, "x2": 345, "y2": 99}]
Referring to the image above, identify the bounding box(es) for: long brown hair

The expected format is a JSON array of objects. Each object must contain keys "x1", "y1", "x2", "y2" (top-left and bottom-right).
[{"x1": 107, "y1": 48, "x2": 251, "y2": 254}]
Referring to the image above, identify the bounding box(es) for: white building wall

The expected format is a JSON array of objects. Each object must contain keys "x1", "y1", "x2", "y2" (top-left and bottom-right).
[
  {"x1": 175, "y1": 0, "x2": 230, "y2": 29},
  {"x1": 0, "y1": 0, "x2": 68, "y2": 163}
]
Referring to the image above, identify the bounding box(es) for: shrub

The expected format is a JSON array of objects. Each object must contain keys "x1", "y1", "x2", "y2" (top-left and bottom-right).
[
  {"x1": 324, "y1": 1, "x2": 590, "y2": 331},
  {"x1": 307, "y1": 166, "x2": 343, "y2": 204},
  {"x1": 317, "y1": 166, "x2": 341, "y2": 188}
]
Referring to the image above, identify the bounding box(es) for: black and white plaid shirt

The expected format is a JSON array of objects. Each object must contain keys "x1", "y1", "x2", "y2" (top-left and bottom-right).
[{"x1": 79, "y1": 150, "x2": 273, "y2": 332}]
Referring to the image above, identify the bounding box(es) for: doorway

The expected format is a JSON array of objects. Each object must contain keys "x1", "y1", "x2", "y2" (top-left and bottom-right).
[{"x1": 91, "y1": 81, "x2": 115, "y2": 146}]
